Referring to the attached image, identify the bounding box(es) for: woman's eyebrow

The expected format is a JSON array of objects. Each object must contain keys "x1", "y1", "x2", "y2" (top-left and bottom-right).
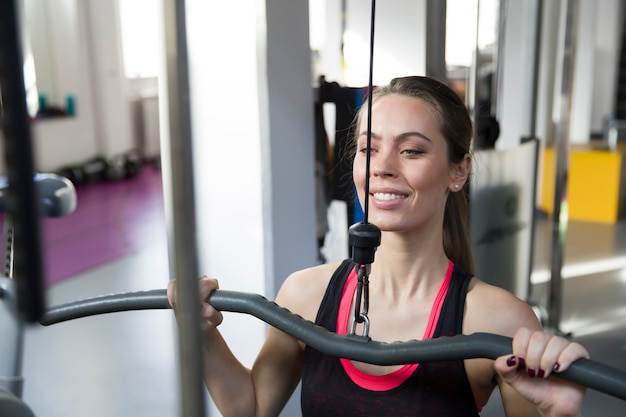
[
  {"x1": 396, "y1": 131, "x2": 433, "y2": 143},
  {"x1": 358, "y1": 131, "x2": 433, "y2": 143}
]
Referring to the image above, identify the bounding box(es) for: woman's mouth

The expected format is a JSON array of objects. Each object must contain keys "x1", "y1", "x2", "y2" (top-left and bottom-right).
[{"x1": 372, "y1": 192, "x2": 408, "y2": 201}]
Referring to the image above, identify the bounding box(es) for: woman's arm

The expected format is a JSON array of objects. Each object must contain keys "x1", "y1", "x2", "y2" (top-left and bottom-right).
[
  {"x1": 465, "y1": 280, "x2": 588, "y2": 417},
  {"x1": 200, "y1": 318, "x2": 303, "y2": 417},
  {"x1": 167, "y1": 263, "x2": 335, "y2": 417},
  {"x1": 168, "y1": 277, "x2": 303, "y2": 417}
]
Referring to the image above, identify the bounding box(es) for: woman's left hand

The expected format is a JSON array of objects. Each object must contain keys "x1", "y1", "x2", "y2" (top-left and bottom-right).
[{"x1": 494, "y1": 327, "x2": 589, "y2": 417}]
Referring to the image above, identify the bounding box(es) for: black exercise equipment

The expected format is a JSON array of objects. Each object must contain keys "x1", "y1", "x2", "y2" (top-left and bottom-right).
[
  {"x1": 0, "y1": 0, "x2": 45, "y2": 324},
  {"x1": 2, "y1": 0, "x2": 626, "y2": 416},
  {"x1": 39, "y1": 289, "x2": 626, "y2": 402}
]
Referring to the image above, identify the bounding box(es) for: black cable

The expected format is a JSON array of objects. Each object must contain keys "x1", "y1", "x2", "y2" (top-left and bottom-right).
[
  {"x1": 347, "y1": 0, "x2": 381, "y2": 330},
  {"x1": 362, "y1": 0, "x2": 376, "y2": 223}
]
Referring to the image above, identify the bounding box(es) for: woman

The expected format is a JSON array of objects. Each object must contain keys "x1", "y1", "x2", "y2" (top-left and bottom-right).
[{"x1": 168, "y1": 76, "x2": 589, "y2": 417}]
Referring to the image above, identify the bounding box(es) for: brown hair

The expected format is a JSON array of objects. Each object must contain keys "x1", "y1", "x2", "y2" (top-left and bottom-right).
[{"x1": 353, "y1": 76, "x2": 475, "y2": 274}]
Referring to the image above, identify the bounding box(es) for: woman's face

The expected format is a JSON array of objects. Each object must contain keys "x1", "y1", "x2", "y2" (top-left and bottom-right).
[{"x1": 353, "y1": 94, "x2": 463, "y2": 233}]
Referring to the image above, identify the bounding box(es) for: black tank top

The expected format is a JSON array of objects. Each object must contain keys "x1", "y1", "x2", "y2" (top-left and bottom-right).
[{"x1": 301, "y1": 259, "x2": 480, "y2": 417}]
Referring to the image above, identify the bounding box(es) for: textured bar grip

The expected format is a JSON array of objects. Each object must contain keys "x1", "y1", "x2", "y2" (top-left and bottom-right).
[{"x1": 40, "y1": 289, "x2": 626, "y2": 401}]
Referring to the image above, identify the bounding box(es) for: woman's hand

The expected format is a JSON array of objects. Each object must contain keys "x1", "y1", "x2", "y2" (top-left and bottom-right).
[
  {"x1": 167, "y1": 276, "x2": 224, "y2": 331},
  {"x1": 495, "y1": 327, "x2": 589, "y2": 417}
]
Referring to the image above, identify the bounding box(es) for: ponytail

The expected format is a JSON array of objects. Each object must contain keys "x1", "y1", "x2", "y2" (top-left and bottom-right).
[{"x1": 443, "y1": 187, "x2": 474, "y2": 275}]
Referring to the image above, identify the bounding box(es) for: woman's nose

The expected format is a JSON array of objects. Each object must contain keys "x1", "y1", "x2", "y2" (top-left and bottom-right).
[{"x1": 371, "y1": 152, "x2": 396, "y2": 177}]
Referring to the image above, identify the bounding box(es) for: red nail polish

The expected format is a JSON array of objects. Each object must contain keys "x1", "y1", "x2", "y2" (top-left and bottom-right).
[
  {"x1": 537, "y1": 368, "x2": 546, "y2": 378},
  {"x1": 527, "y1": 368, "x2": 536, "y2": 377},
  {"x1": 506, "y1": 356, "x2": 517, "y2": 367},
  {"x1": 553, "y1": 362, "x2": 561, "y2": 372},
  {"x1": 517, "y1": 357, "x2": 526, "y2": 370}
]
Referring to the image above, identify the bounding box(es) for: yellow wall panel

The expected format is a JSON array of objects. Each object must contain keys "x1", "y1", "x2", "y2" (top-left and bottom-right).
[{"x1": 541, "y1": 147, "x2": 622, "y2": 223}]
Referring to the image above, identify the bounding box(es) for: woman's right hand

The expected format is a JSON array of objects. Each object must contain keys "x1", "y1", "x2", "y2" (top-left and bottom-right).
[{"x1": 167, "y1": 276, "x2": 224, "y2": 331}]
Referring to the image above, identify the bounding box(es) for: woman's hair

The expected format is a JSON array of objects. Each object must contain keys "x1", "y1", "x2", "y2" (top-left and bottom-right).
[{"x1": 353, "y1": 76, "x2": 475, "y2": 274}]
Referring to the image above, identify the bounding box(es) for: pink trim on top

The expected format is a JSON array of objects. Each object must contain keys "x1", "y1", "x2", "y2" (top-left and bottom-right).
[{"x1": 337, "y1": 261, "x2": 454, "y2": 391}]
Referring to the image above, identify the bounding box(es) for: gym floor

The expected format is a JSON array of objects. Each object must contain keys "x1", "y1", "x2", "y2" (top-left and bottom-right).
[{"x1": 19, "y1": 168, "x2": 626, "y2": 417}]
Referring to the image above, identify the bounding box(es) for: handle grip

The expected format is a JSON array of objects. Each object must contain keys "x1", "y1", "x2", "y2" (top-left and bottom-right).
[{"x1": 40, "y1": 288, "x2": 626, "y2": 401}]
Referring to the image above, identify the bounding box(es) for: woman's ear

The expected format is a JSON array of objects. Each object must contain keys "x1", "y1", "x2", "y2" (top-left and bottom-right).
[{"x1": 448, "y1": 153, "x2": 471, "y2": 192}]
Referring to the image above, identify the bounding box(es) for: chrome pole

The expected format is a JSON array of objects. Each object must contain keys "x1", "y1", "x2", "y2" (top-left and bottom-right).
[
  {"x1": 425, "y1": 0, "x2": 447, "y2": 81},
  {"x1": 547, "y1": 0, "x2": 579, "y2": 332},
  {"x1": 524, "y1": 0, "x2": 543, "y2": 306},
  {"x1": 492, "y1": 0, "x2": 507, "y2": 119},
  {"x1": 468, "y1": 0, "x2": 481, "y2": 133},
  {"x1": 527, "y1": 0, "x2": 543, "y2": 140},
  {"x1": 161, "y1": 1, "x2": 206, "y2": 416}
]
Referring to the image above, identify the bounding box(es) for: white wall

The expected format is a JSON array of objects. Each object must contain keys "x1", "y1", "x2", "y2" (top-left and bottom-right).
[
  {"x1": 591, "y1": 0, "x2": 622, "y2": 133},
  {"x1": 7, "y1": 0, "x2": 621, "y2": 175},
  {"x1": 497, "y1": 0, "x2": 539, "y2": 149},
  {"x1": 84, "y1": 0, "x2": 134, "y2": 158},
  {"x1": 23, "y1": 0, "x2": 79, "y2": 109},
  {"x1": 317, "y1": 0, "x2": 343, "y2": 83},
  {"x1": 320, "y1": 0, "x2": 428, "y2": 86},
  {"x1": 6, "y1": 0, "x2": 135, "y2": 174},
  {"x1": 264, "y1": 0, "x2": 318, "y2": 297},
  {"x1": 183, "y1": 0, "x2": 267, "y2": 379},
  {"x1": 165, "y1": 1, "x2": 316, "y2": 416},
  {"x1": 28, "y1": 0, "x2": 100, "y2": 172},
  {"x1": 570, "y1": 0, "x2": 596, "y2": 145}
]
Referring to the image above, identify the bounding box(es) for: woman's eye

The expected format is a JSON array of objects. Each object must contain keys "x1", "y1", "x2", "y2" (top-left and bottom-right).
[
  {"x1": 402, "y1": 149, "x2": 424, "y2": 156},
  {"x1": 359, "y1": 147, "x2": 376, "y2": 154}
]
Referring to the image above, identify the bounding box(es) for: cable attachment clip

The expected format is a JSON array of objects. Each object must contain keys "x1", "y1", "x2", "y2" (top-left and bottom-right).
[
  {"x1": 348, "y1": 222, "x2": 380, "y2": 338},
  {"x1": 349, "y1": 265, "x2": 371, "y2": 338}
]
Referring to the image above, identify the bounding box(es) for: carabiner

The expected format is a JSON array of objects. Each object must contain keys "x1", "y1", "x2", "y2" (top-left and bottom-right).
[{"x1": 349, "y1": 312, "x2": 370, "y2": 338}]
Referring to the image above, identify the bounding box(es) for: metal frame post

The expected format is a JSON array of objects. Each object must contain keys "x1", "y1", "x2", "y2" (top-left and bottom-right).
[
  {"x1": 425, "y1": 0, "x2": 447, "y2": 81},
  {"x1": 0, "y1": 0, "x2": 45, "y2": 324},
  {"x1": 547, "y1": 0, "x2": 579, "y2": 333},
  {"x1": 161, "y1": 1, "x2": 206, "y2": 416}
]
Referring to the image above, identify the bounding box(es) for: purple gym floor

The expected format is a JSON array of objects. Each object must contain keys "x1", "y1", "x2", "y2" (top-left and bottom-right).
[{"x1": 40, "y1": 167, "x2": 165, "y2": 286}]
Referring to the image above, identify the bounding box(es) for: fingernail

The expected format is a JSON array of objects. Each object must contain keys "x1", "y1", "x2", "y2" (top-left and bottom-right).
[
  {"x1": 553, "y1": 362, "x2": 561, "y2": 372},
  {"x1": 537, "y1": 368, "x2": 546, "y2": 378},
  {"x1": 517, "y1": 357, "x2": 526, "y2": 370},
  {"x1": 527, "y1": 368, "x2": 536, "y2": 377},
  {"x1": 506, "y1": 356, "x2": 517, "y2": 367}
]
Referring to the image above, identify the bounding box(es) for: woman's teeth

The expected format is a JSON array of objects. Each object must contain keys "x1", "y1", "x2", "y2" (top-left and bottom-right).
[{"x1": 373, "y1": 193, "x2": 406, "y2": 201}]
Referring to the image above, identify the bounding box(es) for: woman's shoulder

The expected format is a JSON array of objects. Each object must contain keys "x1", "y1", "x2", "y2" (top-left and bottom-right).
[
  {"x1": 463, "y1": 276, "x2": 542, "y2": 337},
  {"x1": 288, "y1": 261, "x2": 344, "y2": 281},
  {"x1": 275, "y1": 261, "x2": 345, "y2": 322}
]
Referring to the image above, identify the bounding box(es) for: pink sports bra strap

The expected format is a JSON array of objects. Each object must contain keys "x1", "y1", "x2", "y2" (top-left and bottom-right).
[{"x1": 337, "y1": 261, "x2": 454, "y2": 391}]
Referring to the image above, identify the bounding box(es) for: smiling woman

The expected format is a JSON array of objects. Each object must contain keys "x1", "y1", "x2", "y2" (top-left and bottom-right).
[{"x1": 167, "y1": 75, "x2": 591, "y2": 417}]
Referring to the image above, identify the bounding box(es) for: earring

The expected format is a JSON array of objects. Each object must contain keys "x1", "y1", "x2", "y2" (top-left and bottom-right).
[{"x1": 454, "y1": 184, "x2": 460, "y2": 190}]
